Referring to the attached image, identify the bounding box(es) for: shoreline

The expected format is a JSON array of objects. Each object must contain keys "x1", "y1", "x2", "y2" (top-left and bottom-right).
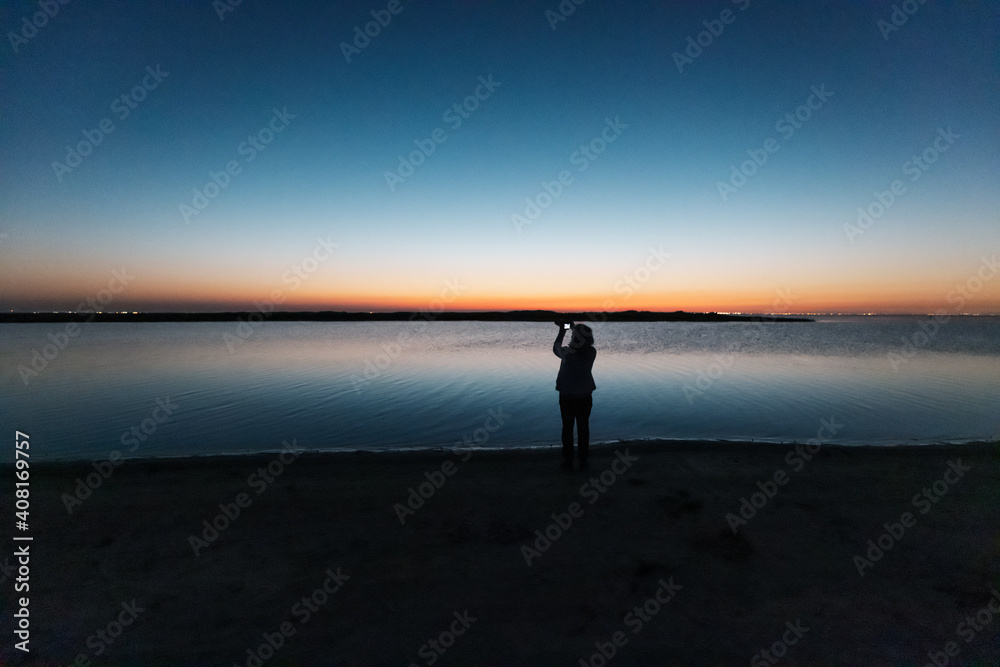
[{"x1": 13, "y1": 437, "x2": 999, "y2": 465}]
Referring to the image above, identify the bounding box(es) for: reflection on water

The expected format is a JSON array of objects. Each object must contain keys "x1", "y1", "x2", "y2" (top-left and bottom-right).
[{"x1": 2, "y1": 317, "x2": 998, "y2": 460}]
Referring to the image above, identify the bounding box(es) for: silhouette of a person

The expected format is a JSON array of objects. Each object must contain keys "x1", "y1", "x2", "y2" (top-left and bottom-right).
[{"x1": 553, "y1": 321, "x2": 596, "y2": 469}]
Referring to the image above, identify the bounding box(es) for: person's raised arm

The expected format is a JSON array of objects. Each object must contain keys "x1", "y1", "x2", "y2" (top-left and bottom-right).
[{"x1": 553, "y1": 321, "x2": 569, "y2": 358}]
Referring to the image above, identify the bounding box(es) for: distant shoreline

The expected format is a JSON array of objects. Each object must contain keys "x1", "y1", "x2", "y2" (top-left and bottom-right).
[{"x1": 0, "y1": 309, "x2": 813, "y2": 323}]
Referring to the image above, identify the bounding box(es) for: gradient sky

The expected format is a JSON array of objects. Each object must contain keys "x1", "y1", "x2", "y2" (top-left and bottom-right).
[{"x1": 1, "y1": 0, "x2": 998, "y2": 314}]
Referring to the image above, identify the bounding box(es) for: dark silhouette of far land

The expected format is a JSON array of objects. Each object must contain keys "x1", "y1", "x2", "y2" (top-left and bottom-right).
[{"x1": 0, "y1": 309, "x2": 813, "y2": 324}]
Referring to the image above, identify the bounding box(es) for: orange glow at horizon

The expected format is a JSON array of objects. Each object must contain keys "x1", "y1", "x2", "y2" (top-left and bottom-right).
[
  {"x1": 5, "y1": 253, "x2": 998, "y2": 314},
  {"x1": 95, "y1": 287, "x2": 1000, "y2": 315}
]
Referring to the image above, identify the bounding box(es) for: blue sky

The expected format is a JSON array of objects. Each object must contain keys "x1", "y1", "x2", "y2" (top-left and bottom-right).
[{"x1": 1, "y1": 0, "x2": 998, "y2": 312}]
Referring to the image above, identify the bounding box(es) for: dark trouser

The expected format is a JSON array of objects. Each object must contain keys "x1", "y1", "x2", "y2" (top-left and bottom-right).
[{"x1": 559, "y1": 393, "x2": 592, "y2": 463}]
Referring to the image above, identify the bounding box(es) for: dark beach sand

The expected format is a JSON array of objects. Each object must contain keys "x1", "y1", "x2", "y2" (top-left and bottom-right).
[{"x1": 3, "y1": 440, "x2": 999, "y2": 666}]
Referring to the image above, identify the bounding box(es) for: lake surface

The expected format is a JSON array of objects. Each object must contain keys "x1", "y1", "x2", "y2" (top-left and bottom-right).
[{"x1": 2, "y1": 317, "x2": 998, "y2": 461}]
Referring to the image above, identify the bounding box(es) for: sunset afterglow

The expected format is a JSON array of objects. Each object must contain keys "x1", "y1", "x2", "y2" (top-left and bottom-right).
[{"x1": 2, "y1": 1, "x2": 997, "y2": 314}]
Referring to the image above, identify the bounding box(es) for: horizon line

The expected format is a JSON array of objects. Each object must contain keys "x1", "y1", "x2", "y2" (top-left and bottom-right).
[{"x1": 4, "y1": 309, "x2": 998, "y2": 317}]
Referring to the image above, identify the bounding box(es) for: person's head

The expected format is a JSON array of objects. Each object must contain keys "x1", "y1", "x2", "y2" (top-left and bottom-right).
[{"x1": 570, "y1": 323, "x2": 594, "y2": 349}]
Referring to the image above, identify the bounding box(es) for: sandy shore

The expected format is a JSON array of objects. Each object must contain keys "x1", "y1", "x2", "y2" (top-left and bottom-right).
[{"x1": 3, "y1": 440, "x2": 999, "y2": 666}]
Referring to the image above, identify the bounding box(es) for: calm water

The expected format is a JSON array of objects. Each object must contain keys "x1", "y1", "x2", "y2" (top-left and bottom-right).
[{"x1": 2, "y1": 317, "x2": 999, "y2": 461}]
